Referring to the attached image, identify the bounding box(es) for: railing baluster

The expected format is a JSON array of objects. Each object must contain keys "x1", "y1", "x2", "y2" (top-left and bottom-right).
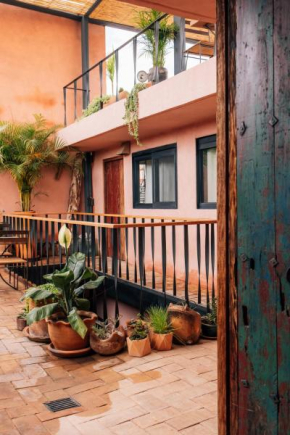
[
  {"x1": 117, "y1": 217, "x2": 122, "y2": 278},
  {"x1": 125, "y1": 217, "x2": 129, "y2": 280},
  {"x1": 99, "y1": 61, "x2": 103, "y2": 103},
  {"x1": 51, "y1": 222, "x2": 55, "y2": 272},
  {"x1": 58, "y1": 214, "x2": 62, "y2": 267},
  {"x1": 91, "y1": 226, "x2": 96, "y2": 271},
  {"x1": 184, "y1": 224, "x2": 189, "y2": 305},
  {"x1": 39, "y1": 220, "x2": 43, "y2": 278},
  {"x1": 142, "y1": 218, "x2": 146, "y2": 286},
  {"x1": 133, "y1": 37, "x2": 137, "y2": 85},
  {"x1": 138, "y1": 226, "x2": 145, "y2": 313},
  {"x1": 133, "y1": 218, "x2": 137, "y2": 283},
  {"x1": 101, "y1": 227, "x2": 107, "y2": 319},
  {"x1": 72, "y1": 223, "x2": 78, "y2": 253},
  {"x1": 172, "y1": 220, "x2": 176, "y2": 296},
  {"x1": 154, "y1": 20, "x2": 160, "y2": 83},
  {"x1": 161, "y1": 225, "x2": 167, "y2": 305},
  {"x1": 205, "y1": 223, "x2": 210, "y2": 311},
  {"x1": 98, "y1": 215, "x2": 102, "y2": 270},
  {"x1": 115, "y1": 50, "x2": 119, "y2": 101},
  {"x1": 211, "y1": 223, "x2": 215, "y2": 301},
  {"x1": 74, "y1": 81, "x2": 77, "y2": 120},
  {"x1": 45, "y1": 218, "x2": 49, "y2": 274},
  {"x1": 112, "y1": 228, "x2": 119, "y2": 320},
  {"x1": 63, "y1": 87, "x2": 67, "y2": 126},
  {"x1": 151, "y1": 219, "x2": 156, "y2": 289},
  {"x1": 197, "y1": 224, "x2": 201, "y2": 304}
]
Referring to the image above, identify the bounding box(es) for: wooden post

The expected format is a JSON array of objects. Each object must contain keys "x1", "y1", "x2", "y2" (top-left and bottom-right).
[{"x1": 218, "y1": 0, "x2": 290, "y2": 433}]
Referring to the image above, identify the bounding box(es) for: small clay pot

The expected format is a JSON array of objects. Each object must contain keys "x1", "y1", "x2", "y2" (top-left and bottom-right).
[
  {"x1": 46, "y1": 311, "x2": 97, "y2": 351},
  {"x1": 127, "y1": 336, "x2": 151, "y2": 357},
  {"x1": 28, "y1": 298, "x2": 51, "y2": 341},
  {"x1": 90, "y1": 326, "x2": 126, "y2": 355},
  {"x1": 201, "y1": 321, "x2": 217, "y2": 339},
  {"x1": 16, "y1": 316, "x2": 27, "y2": 331},
  {"x1": 151, "y1": 332, "x2": 173, "y2": 351},
  {"x1": 118, "y1": 91, "x2": 129, "y2": 100},
  {"x1": 167, "y1": 304, "x2": 201, "y2": 345}
]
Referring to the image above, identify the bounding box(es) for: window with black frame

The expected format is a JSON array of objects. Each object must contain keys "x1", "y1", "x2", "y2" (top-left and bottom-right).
[
  {"x1": 196, "y1": 135, "x2": 217, "y2": 209},
  {"x1": 133, "y1": 144, "x2": 177, "y2": 209}
]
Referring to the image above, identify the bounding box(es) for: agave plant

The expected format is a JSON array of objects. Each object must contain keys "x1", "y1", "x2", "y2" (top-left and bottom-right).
[
  {"x1": 26, "y1": 252, "x2": 105, "y2": 338},
  {"x1": 135, "y1": 10, "x2": 178, "y2": 68},
  {"x1": 0, "y1": 114, "x2": 72, "y2": 211}
]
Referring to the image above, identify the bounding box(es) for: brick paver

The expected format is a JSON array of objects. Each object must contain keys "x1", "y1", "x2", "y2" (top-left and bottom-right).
[{"x1": 0, "y1": 277, "x2": 217, "y2": 434}]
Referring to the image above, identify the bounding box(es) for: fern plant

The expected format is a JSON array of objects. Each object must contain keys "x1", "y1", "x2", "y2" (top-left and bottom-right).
[{"x1": 123, "y1": 83, "x2": 147, "y2": 146}]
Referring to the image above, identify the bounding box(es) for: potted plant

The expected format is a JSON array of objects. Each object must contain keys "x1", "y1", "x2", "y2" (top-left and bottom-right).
[
  {"x1": 118, "y1": 88, "x2": 129, "y2": 101},
  {"x1": 125, "y1": 313, "x2": 147, "y2": 338},
  {"x1": 80, "y1": 95, "x2": 110, "y2": 118},
  {"x1": 201, "y1": 298, "x2": 217, "y2": 339},
  {"x1": 16, "y1": 307, "x2": 28, "y2": 331},
  {"x1": 147, "y1": 306, "x2": 174, "y2": 351},
  {"x1": 167, "y1": 303, "x2": 201, "y2": 345},
  {"x1": 20, "y1": 283, "x2": 59, "y2": 342},
  {"x1": 90, "y1": 317, "x2": 126, "y2": 355},
  {"x1": 26, "y1": 226, "x2": 104, "y2": 354},
  {"x1": 135, "y1": 10, "x2": 178, "y2": 83},
  {"x1": 0, "y1": 115, "x2": 71, "y2": 212},
  {"x1": 123, "y1": 83, "x2": 147, "y2": 145},
  {"x1": 127, "y1": 317, "x2": 151, "y2": 357}
]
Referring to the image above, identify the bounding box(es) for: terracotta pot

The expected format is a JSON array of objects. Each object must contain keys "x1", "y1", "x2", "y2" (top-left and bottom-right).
[
  {"x1": 16, "y1": 316, "x2": 27, "y2": 331},
  {"x1": 46, "y1": 311, "x2": 97, "y2": 351},
  {"x1": 201, "y1": 321, "x2": 217, "y2": 339},
  {"x1": 90, "y1": 326, "x2": 126, "y2": 355},
  {"x1": 148, "y1": 67, "x2": 168, "y2": 83},
  {"x1": 28, "y1": 298, "x2": 50, "y2": 340},
  {"x1": 167, "y1": 304, "x2": 201, "y2": 345},
  {"x1": 118, "y1": 91, "x2": 129, "y2": 100},
  {"x1": 127, "y1": 336, "x2": 151, "y2": 357},
  {"x1": 151, "y1": 332, "x2": 173, "y2": 351}
]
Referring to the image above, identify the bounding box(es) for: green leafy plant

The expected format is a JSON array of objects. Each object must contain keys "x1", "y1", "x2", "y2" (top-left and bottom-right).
[
  {"x1": 0, "y1": 114, "x2": 71, "y2": 211},
  {"x1": 26, "y1": 252, "x2": 105, "y2": 338},
  {"x1": 81, "y1": 95, "x2": 111, "y2": 119},
  {"x1": 146, "y1": 306, "x2": 174, "y2": 334},
  {"x1": 123, "y1": 83, "x2": 147, "y2": 146},
  {"x1": 202, "y1": 298, "x2": 217, "y2": 325},
  {"x1": 92, "y1": 317, "x2": 120, "y2": 340},
  {"x1": 21, "y1": 283, "x2": 59, "y2": 306},
  {"x1": 106, "y1": 52, "x2": 115, "y2": 95},
  {"x1": 135, "y1": 10, "x2": 178, "y2": 67},
  {"x1": 130, "y1": 317, "x2": 149, "y2": 341},
  {"x1": 18, "y1": 306, "x2": 28, "y2": 320}
]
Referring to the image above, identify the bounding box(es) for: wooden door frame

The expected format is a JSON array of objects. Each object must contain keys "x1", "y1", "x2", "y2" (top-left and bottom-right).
[{"x1": 217, "y1": 1, "x2": 238, "y2": 434}]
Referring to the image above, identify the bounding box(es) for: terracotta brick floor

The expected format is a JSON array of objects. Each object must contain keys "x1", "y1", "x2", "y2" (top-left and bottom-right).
[{"x1": 0, "y1": 276, "x2": 217, "y2": 435}]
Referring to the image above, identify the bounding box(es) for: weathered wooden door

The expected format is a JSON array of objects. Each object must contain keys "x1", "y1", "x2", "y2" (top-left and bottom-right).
[
  {"x1": 104, "y1": 157, "x2": 124, "y2": 257},
  {"x1": 217, "y1": 0, "x2": 290, "y2": 433}
]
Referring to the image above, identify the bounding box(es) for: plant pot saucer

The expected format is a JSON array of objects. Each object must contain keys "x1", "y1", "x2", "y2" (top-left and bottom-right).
[
  {"x1": 48, "y1": 343, "x2": 92, "y2": 358},
  {"x1": 200, "y1": 334, "x2": 217, "y2": 340},
  {"x1": 24, "y1": 326, "x2": 50, "y2": 343}
]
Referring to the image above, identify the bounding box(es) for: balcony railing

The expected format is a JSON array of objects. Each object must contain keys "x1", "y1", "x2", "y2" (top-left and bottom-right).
[
  {"x1": 3, "y1": 212, "x2": 217, "y2": 316},
  {"x1": 63, "y1": 14, "x2": 215, "y2": 126}
]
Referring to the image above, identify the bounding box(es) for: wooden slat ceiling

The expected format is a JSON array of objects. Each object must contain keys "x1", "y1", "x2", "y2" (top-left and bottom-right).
[
  {"x1": 15, "y1": 0, "x2": 97, "y2": 15},
  {"x1": 90, "y1": 0, "x2": 149, "y2": 25}
]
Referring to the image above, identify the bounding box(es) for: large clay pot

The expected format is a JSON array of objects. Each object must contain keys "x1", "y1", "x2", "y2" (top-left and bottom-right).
[
  {"x1": 151, "y1": 332, "x2": 173, "y2": 351},
  {"x1": 148, "y1": 67, "x2": 168, "y2": 83},
  {"x1": 90, "y1": 326, "x2": 126, "y2": 356},
  {"x1": 127, "y1": 336, "x2": 151, "y2": 357},
  {"x1": 46, "y1": 311, "x2": 97, "y2": 351},
  {"x1": 167, "y1": 304, "x2": 201, "y2": 345}
]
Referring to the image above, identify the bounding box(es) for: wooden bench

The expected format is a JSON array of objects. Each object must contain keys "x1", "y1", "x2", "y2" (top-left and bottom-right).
[{"x1": 0, "y1": 230, "x2": 29, "y2": 290}]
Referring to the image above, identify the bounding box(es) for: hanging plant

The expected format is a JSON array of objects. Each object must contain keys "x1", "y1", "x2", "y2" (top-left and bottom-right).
[
  {"x1": 80, "y1": 95, "x2": 110, "y2": 119},
  {"x1": 123, "y1": 83, "x2": 147, "y2": 146}
]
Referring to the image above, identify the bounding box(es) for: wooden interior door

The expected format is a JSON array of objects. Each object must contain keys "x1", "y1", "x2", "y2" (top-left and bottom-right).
[{"x1": 104, "y1": 157, "x2": 125, "y2": 257}]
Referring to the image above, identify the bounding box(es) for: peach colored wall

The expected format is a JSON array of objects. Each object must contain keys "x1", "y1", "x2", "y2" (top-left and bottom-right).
[
  {"x1": 91, "y1": 121, "x2": 217, "y2": 283},
  {"x1": 0, "y1": 4, "x2": 105, "y2": 212}
]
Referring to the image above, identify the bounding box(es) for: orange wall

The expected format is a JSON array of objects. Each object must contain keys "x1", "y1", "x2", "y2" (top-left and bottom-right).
[{"x1": 0, "y1": 4, "x2": 105, "y2": 212}]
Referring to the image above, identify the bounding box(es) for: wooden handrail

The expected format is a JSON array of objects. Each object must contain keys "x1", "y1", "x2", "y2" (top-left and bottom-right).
[
  {"x1": 4, "y1": 212, "x2": 217, "y2": 229},
  {"x1": 23, "y1": 211, "x2": 217, "y2": 223}
]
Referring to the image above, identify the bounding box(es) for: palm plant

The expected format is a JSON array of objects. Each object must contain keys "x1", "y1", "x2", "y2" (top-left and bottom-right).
[
  {"x1": 135, "y1": 10, "x2": 178, "y2": 68},
  {"x1": 0, "y1": 114, "x2": 71, "y2": 211},
  {"x1": 106, "y1": 52, "x2": 115, "y2": 95}
]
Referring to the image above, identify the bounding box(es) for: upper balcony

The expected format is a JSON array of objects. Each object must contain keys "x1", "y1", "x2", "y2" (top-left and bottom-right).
[{"x1": 59, "y1": 13, "x2": 216, "y2": 150}]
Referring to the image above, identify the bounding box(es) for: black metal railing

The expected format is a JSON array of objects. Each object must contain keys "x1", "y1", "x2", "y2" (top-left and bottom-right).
[
  {"x1": 3, "y1": 212, "x2": 217, "y2": 316},
  {"x1": 63, "y1": 14, "x2": 215, "y2": 126}
]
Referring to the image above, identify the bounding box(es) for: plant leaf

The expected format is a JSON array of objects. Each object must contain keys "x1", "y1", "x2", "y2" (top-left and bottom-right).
[
  {"x1": 74, "y1": 276, "x2": 105, "y2": 297},
  {"x1": 67, "y1": 253, "x2": 86, "y2": 280},
  {"x1": 26, "y1": 303, "x2": 59, "y2": 325},
  {"x1": 52, "y1": 270, "x2": 74, "y2": 292},
  {"x1": 67, "y1": 308, "x2": 87, "y2": 339},
  {"x1": 76, "y1": 298, "x2": 90, "y2": 311},
  {"x1": 73, "y1": 267, "x2": 97, "y2": 287}
]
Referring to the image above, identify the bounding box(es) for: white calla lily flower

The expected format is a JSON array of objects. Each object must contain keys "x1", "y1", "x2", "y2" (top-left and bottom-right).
[{"x1": 58, "y1": 224, "x2": 72, "y2": 250}]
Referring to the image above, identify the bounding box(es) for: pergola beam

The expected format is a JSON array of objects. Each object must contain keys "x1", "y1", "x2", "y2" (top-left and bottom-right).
[
  {"x1": 0, "y1": 0, "x2": 81, "y2": 20},
  {"x1": 84, "y1": 0, "x2": 102, "y2": 17}
]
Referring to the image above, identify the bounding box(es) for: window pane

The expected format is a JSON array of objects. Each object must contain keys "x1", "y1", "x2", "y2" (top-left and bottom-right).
[
  {"x1": 158, "y1": 155, "x2": 175, "y2": 202},
  {"x1": 202, "y1": 147, "x2": 217, "y2": 202},
  {"x1": 139, "y1": 160, "x2": 152, "y2": 204}
]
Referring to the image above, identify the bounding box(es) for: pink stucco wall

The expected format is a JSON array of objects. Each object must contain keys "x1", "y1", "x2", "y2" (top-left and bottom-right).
[
  {"x1": 91, "y1": 121, "x2": 217, "y2": 284},
  {"x1": 0, "y1": 4, "x2": 105, "y2": 212}
]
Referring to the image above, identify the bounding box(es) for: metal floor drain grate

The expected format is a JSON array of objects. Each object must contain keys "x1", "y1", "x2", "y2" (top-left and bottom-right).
[{"x1": 44, "y1": 397, "x2": 81, "y2": 413}]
